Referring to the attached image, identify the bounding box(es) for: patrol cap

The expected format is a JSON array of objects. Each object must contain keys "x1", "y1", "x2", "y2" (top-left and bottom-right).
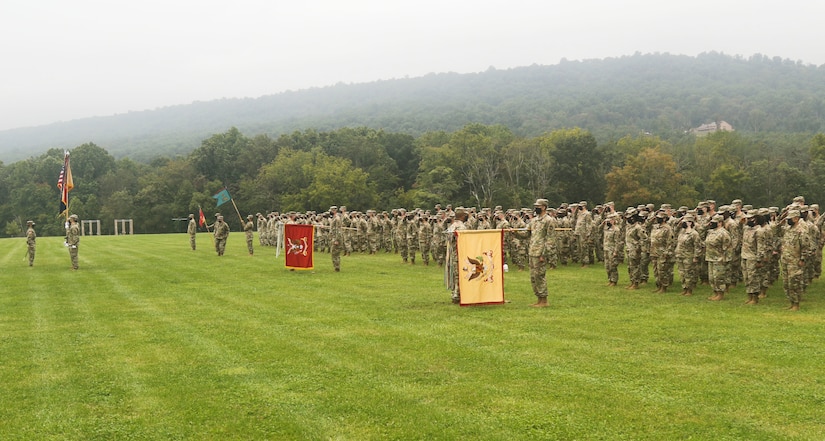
[
  {"x1": 217, "y1": 215, "x2": 224, "y2": 220},
  {"x1": 660, "y1": 203, "x2": 672, "y2": 210},
  {"x1": 743, "y1": 204, "x2": 753, "y2": 211},
  {"x1": 454, "y1": 207, "x2": 468, "y2": 216},
  {"x1": 732, "y1": 199, "x2": 743, "y2": 206},
  {"x1": 787, "y1": 210, "x2": 801, "y2": 219},
  {"x1": 579, "y1": 201, "x2": 588, "y2": 207},
  {"x1": 678, "y1": 206, "x2": 688, "y2": 212},
  {"x1": 247, "y1": 214, "x2": 253, "y2": 219},
  {"x1": 707, "y1": 200, "x2": 716, "y2": 206},
  {"x1": 793, "y1": 196, "x2": 805, "y2": 204},
  {"x1": 329, "y1": 205, "x2": 338, "y2": 211},
  {"x1": 189, "y1": 213, "x2": 194, "y2": 218},
  {"x1": 533, "y1": 198, "x2": 549, "y2": 207},
  {"x1": 811, "y1": 204, "x2": 820, "y2": 211},
  {"x1": 744, "y1": 210, "x2": 756, "y2": 218},
  {"x1": 682, "y1": 215, "x2": 695, "y2": 223},
  {"x1": 758, "y1": 208, "x2": 771, "y2": 216},
  {"x1": 769, "y1": 206, "x2": 779, "y2": 213},
  {"x1": 655, "y1": 212, "x2": 667, "y2": 219},
  {"x1": 27, "y1": 220, "x2": 35, "y2": 225},
  {"x1": 625, "y1": 207, "x2": 637, "y2": 217},
  {"x1": 711, "y1": 214, "x2": 724, "y2": 223},
  {"x1": 69, "y1": 214, "x2": 78, "y2": 220}
]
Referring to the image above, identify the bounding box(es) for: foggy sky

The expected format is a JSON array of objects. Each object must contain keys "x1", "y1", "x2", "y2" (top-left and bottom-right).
[{"x1": 1, "y1": 0, "x2": 824, "y2": 131}]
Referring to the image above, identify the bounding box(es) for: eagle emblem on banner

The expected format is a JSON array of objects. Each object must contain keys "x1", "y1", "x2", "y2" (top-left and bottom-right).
[{"x1": 462, "y1": 250, "x2": 495, "y2": 283}]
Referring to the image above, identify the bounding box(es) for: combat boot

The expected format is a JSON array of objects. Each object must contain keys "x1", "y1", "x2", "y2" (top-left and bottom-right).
[
  {"x1": 683, "y1": 289, "x2": 693, "y2": 296},
  {"x1": 790, "y1": 302, "x2": 800, "y2": 311},
  {"x1": 745, "y1": 294, "x2": 756, "y2": 305},
  {"x1": 708, "y1": 292, "x2": 723, "y2": 301},
  {"x1": 530, "y1": 297, "x2": 548, "y2": 308},
  {"x1": 758, "y1": 290, "x2": 767, "y2": 299}
]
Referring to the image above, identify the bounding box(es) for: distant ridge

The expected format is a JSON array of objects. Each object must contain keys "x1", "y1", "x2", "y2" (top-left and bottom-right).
[{"x1": 2, "y1": 52, "x2": 824, "y2": 163}]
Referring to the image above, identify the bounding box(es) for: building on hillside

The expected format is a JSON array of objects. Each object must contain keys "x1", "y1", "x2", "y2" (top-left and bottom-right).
[{"x1": 690, "y1": 120, "x2": 734, "y2": 136}]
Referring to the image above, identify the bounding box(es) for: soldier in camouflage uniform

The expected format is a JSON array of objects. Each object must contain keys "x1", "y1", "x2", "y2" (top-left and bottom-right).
[
  {"x1": 575, "y1": 202, "x2": 594, "y2": 266},
  {"x1": 516, "y1": 199, "x2": 556, "y2": 307},
  {"x1": 649, "y1": 212, "x2": 675, "y2": 293},
  {"x1": 705, "y1": 214, "x2": 731, "y2": 301},
  {"x1": 396, "y1": 209, "x2": 409, "y2": 262},
  {"x1": 26, "y1": 220, "x2": 36, "y2": 266},
  {"x1": 781, "y1": 209, "x2": 812, "y2": 310},
  {"x1": 511, "y1": 211, "x2": 528, "y2": 270},
  {"x1": 329, "y1": 206, "x2": 344, "y2": 271},
  {"x1": 556, "y1": 209, "x2": 574, "y2": 265},
  {"x1": 244, "y1": 214, "x2": 255, "y2": 255},
  {"x1": 66, "y1": 214, "x2": 81, "y2": 270},
  {"x1": 675, "y1": 214, "x2": 702, "y2": 296},
  {"x1": 602, "y1": 213, "x2": 623, "y2": 286},
  {"x1": 417, "y1": 214, "x2": 432, "y2": 265},
  {"x1": 212, "y1": 215, "x2": 230, "y2": 256},
  {"x1": 446, "y1": 208, "x2": 468, "y2": 303},
  {"x1": 187, "y1": 214, "x2": 198, "y2": 250},
  {"x1": 740, "y1": 210, "x2": 765, "y2": 304},
  {"x1": 624, "y1": 209, "x2": 647, "y2": 290},
  {"x1": 406, "y1": 211, "x2": 419, "y2": 264},
  {"x1": 367, "y1": 210, "x2": 380, "y2": 254}
]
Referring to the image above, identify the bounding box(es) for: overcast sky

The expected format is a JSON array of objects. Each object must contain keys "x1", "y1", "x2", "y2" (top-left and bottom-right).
[{"x1": 1, "y1": 0, "x2": 824, "y2": 131}]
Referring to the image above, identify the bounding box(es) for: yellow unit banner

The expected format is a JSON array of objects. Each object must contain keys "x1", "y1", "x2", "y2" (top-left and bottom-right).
[{"x1": 456, "y1": 229, "x2": 505, "y2": 306}]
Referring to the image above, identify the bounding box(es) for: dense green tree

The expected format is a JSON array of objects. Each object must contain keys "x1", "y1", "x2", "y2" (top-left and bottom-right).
[{"x1": 548, "y1": 128, "x2": 604, "y2": 203}]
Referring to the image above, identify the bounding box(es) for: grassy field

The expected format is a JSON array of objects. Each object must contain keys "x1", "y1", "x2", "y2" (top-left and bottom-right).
[{"x1": 1, "y1": 233, "x2": 824, "y2": 440}]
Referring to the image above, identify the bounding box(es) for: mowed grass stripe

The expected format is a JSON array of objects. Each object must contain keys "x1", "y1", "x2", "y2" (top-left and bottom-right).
[{"x1": 1, "y1": 234, "x2": 824, "y2": 440}]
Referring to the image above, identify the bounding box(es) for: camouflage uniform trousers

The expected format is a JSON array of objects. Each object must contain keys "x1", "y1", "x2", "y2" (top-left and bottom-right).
[
  {"x1": 781, "y1": 262, "x2": 805, "y2": 304},
  {"x1": 215, "y1": 238, "x2": 227, "y2": 256},
  {"x1": 677, "y1": 258, "x2": 699, "y2": 291},
  {"x1": 708, "y1": 261, "x2": 728, "y2": 294},
  {"x1": 396, "y1": 231, "x2": 407, "y2": 261},
  {"x1": 28, "y1": 244, "x2": 36, "y2": 266},
  {"x1": 189, "y1": 234, "x2": 196, "y2": 250},
  {"x1": 418, "y1": 238, "x2": 430, "y2": 265},
  {"x1": 368, "y1": 233, "x2": 380, "y2": 253},
  {"x1": 640, "y1": 252, "x2": 651, "y2": 282},
  {"x1": 604, "y1": 251, "x2": 620, "y2": 284},
  {"x1": 627, "y1": 252, "x2": 642, "y2": 285},
  {"x1": 558, "y1": 237, "x2": 571, "y2": 264},
  {"x1": 577, "y1": 235, "x2": 594, "y2": 264},
  {"x1": 663, "y1": 258, "x2": 675, "y2": 288},
  {"x1": 651, "y1": 256, "x2": 670, "y2": 288},
  {"x1": 246, "y1": 233, "x2": 254, "y2": 255},
  {"x1": 407, "y1": 238, "x2": 418, "y2": 263},
  {"x1": 69, "y1": 246, "x2": 79, "y2": 269},
  {"x1": 529, "y1": 255, "x2": 548, "y2": 299},
  {"x1": 742, "y1": 259, "x2": 761, "y2": 295},
  {"x1": 331, "y1": 241, "x2": 343, "y2": 271}
]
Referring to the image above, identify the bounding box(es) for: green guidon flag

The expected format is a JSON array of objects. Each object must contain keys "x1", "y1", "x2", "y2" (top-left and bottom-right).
[{"x1": 212, "y1": 188, "x2": 231, "y2": 207}]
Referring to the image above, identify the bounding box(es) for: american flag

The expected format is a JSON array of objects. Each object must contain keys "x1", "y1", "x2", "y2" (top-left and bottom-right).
[{"x1": 57, "y1": 151, "x2": 74, "y2": 216}]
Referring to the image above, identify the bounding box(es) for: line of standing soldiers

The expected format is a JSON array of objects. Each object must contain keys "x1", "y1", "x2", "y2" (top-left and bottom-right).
[{"x1": 600, "y1": 197, "x2": 821, "y2": 311}]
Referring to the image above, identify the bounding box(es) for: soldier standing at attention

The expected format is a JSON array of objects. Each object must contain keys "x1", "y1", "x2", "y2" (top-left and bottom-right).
[
  {"x1": 650, "y1": 211, "x2": 675, "y2": 293},
  {"x1": 26, "y1": 220, "x2": 36, "y2": 266},
  {"x1": 212, "y1": 215, "x2": 230, "y2": 256},
  {"x1": 602, "y1": 213, "x2": 623, "y2": 286},
  {"x1": 244, "y1": 214, "x2": 255, "y2": 256},
  {"x1": 575, "y1": 202, "x2": 593, "y2": 267},
  {"x1": 66, "y1": 214, "x2": 80, "y2": 270},
  {"x1": 447, "y1": 208, "x2": 468, "y2": 304},
  {"x1": 781, "y1": 210, "x2": 812, "y2": 311},
  {"x1": 705, "y1": 214, "x2": 731, "y2": 301},
  {"x1": 624, "y1": 208, "x2": 647, "y2": 290},
  {"x1": 675, "y1": 215, "x2": 701, "y2": 296},
  {"x1": 187, "y1": 213, "x2": 197, "y2": 250},
  {"x1": 516, "y1": 199, "x2": 556, "y2": 307},
  {"x1": 329, "y1": 206, "x2": 344, "y2": 272}
]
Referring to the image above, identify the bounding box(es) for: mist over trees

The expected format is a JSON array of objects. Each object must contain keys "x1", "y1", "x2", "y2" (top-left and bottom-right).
[
  {"x1": 3, "y1": 52, "x2": 825, "y2": 236},
  {"x1": 1, "y1": 52, "x2": 824, "y2": 162}
]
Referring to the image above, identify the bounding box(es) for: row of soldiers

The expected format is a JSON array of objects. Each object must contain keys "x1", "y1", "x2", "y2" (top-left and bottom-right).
[
  {"x1": 599, "y1": 197, "x2": 821, "y2": 310},
  {"x1": 246, "y1": 197, "x2": 820, "y2": 310}
]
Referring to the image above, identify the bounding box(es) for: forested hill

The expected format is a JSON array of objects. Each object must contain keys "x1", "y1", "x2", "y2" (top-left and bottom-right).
[{"x1": 2, "y1": 51, "x2": 824, "y2": 163}]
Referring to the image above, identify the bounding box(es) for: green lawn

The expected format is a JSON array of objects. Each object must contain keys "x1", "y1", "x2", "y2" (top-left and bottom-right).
[{"x1": 1, "y1": 233, "x2": 823, "y2": 440}]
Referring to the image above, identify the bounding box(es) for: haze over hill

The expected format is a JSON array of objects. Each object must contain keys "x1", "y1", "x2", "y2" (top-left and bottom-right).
[{"x1": 1, "y1": 52, "x2": 824, "y2": 163}]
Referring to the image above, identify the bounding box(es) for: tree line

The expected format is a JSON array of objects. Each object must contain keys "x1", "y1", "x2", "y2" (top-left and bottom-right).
[{"x1": 3, "y1": 125, "x2": 825, "y2": 237}]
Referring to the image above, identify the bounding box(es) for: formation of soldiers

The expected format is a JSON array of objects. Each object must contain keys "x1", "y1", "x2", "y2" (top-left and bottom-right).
[{"x1": 243, "y1": 196, "x2": 820, "y2": 311}]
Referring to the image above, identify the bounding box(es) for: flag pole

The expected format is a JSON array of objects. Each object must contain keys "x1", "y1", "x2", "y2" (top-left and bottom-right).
[
  {"x1": 230, "y1": 198, "x2": 245, "y2": 226},
  {"x1": 199, "y1": 205, "x2": 215, "y2": 246}
]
